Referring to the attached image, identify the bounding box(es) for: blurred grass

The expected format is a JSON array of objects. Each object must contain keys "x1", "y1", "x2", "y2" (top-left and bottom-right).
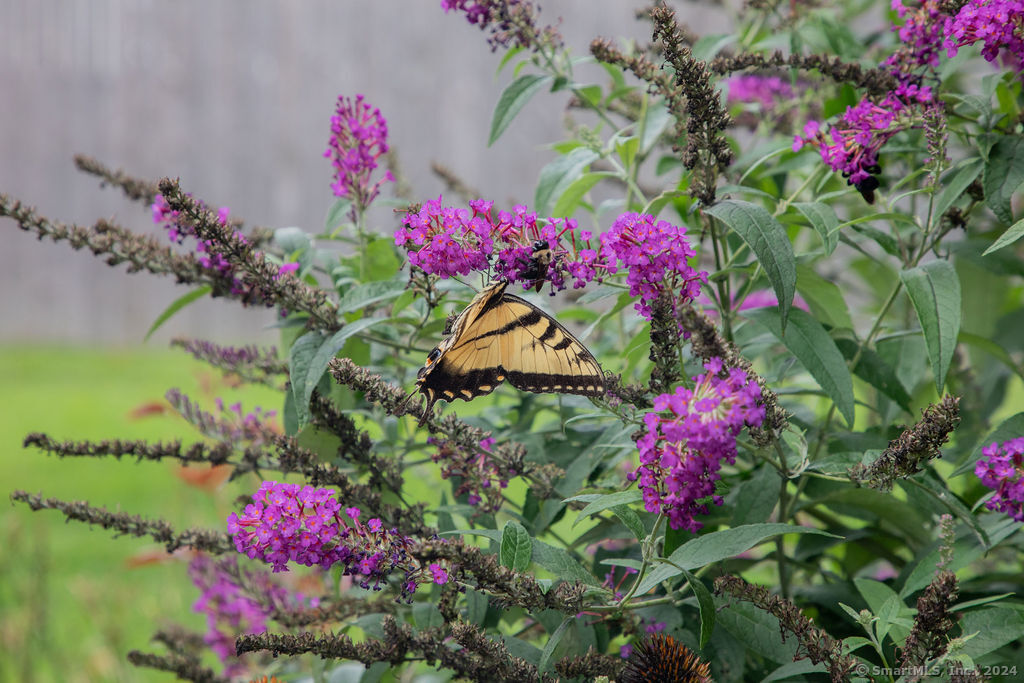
[{"x1": 0, "y1": 345, "x2": 281, "y2": 683}]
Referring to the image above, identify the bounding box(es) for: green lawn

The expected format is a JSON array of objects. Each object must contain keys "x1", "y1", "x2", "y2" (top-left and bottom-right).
[{"x1": 1, "y1": 346, "x2": 281, "y2": 683}]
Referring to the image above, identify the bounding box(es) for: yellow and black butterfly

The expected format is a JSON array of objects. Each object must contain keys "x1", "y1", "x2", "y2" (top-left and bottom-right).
[{"x1": 410, "y1": 280, "x2": 605, "y2": 425}]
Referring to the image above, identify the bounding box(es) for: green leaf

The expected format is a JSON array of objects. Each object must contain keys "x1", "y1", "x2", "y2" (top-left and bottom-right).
[
  {"x1": 324, "y1": 198, "x2": 353, "y2": 232},
  {"x1": 900, "y1": 261, "x2": 962, "y2": 394},
  {"x1": 615, "y1": 137, "x2": 639, "y2": 170},
  {"x1": 634, "y1": 524, "x2": 839, "y2": 595},
  {"x1": 706, "y1": 200, "x2": 796, "y2": 329},
  {"x1": 835, "y1": 338, "x2": 913, "y2": 413},
  {"x1": 336, "y1": 279, "x2": 408, "y2": 316},
  {"x1": 538, "y1": 617, "x2": 572, "y2": 675},
  {"x1": 535, "y1": 147, "x2": 600, "y2": 216},
  {"x1": 530, "y1": 538, "x2": 602, "y2": 587},
  {"x1": 144, "y1": 286, "x2": 211, "y2": 341},
  {"x1": 731, "y1": 465, "x2": 782, "y2": 526},
  {"x1": 610, "y1": 504, "x2": 646, "y2": 541},
  {"x1": 296, "y1": 319, "x2": 387, "y2": 429},
  {"x1": 959, "y1": 607, "x2": 1024, "y2": 659},
  {"x1": 715, "y1": 598, "x2": 798, "y2": 664},
  {"x1": 274, "y1": 226, "x2": 312, "y2": 254},
  {"x1": 952, "y1": 412, "x2": 1024, "y2": 477},
  {"x1": 639, "y1": 102, "x2": 671, "y2": 155},
  {"x1": 933, "y1": 157, "x2": 983, "y2": 220},
  {"x1": 792, "y1": 202, "x2": 839, "y2": 255},
  {"x1": 982, "y1": 135, "x2": 1024, "y2": 223},
  {"x1": 288, "y1": 331, "x2": 326, "y2": 429},
  {"x1": 744, "y1": 307, "x2": 856, "y2": 426},
  {"x1": 982, "y1": 216, "x2": 1024, "y2": 255},
  {"x1": 489, "y1": 74, "x2": 551, "y2": 146},
  {"x1": 500, "y1": 521, "x2": 533, "y2": 572},
  {"x1": 551, "y1": 171, "x2": 611, "y2": 218},
  {"x1": 568, "y1": 490, "x2": 642, "y2": 527},
  {"x1": 795, "y1": 264, "x2": 853, "y2": 330},
  {"x1": 681, "y1": 568, "x2": 715, "y2": 648}
]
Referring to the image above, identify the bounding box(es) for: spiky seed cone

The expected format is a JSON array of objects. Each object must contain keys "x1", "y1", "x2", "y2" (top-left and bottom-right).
[{"x1": 620, "y1": 634, "x2": 712, "y2": 682}]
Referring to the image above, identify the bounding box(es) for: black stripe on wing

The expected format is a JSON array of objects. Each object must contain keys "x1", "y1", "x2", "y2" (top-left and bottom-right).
[{"x1": 504, "y1": 369, "x2": 604, "y2": 396}]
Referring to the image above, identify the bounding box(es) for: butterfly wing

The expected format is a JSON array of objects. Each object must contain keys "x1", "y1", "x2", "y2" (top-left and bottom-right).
[{"x1": 415, "y1": 282, "x2": 604, "y2": 422}]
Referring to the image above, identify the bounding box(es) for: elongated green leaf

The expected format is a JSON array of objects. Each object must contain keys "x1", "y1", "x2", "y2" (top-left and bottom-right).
[
  {"x1": 900, "y1": 261, "x2": 961, "y2": 394},
  {"x1": 489, "y1": 74, "x2": 551, "y2": 146},
  {"x1": 982, "y1": 135, "x2": 1024, "y2": 223},
  {"x1": 744, "y1": 307, "x2": 856, "y2": 426},
  {"x1": 835, "y1": 338, "x2": 913, "y2": 413},
  {"x1": 336, "y1": 279, "x2": 407, "y2": 316},
  {"x1": 639, "y1": 102, "x2": 671, "y2": 155},
  {"x1": 795, "y1": 264, "x2": 853, "y2": 330},
  {"x1": 982, "y1": 216, "x2": 1024, "y2": 255},
  {"x1": 634, "y1": 524, "x2": 839, "y2": 595},
  {"x1": 551, "y1": 171, "x2": 612, "y2": 218},
  {"x1": 715, "y1": 598, "x2": 798, "y2": 664},
  {"x1": 681, "y1": 568, "x2": 715, "y2": 648},
  {"x1": 538, "y1": 618, "x2": 572, "y2": 675},
  {"x1": 952, "y1": 412, "x2": 1024, "y2": 477},
  {"x1": 731, "y1": 465, "x2": 782, "y2": 526},
  {"x1": 530, "y1": 538, "x2": 602, "y2": 587},
  {"x1": 792, "y1": 202, "x2": 839, "y2": 255},
  {"x1": 933, "y1": 157, "x2": 983, "y2": 220},
  {"x1": 568, "y1": 490, "x2": 642, "y2": 527},
  {"x1": 144, "y1": 286, "x2": 211, "y2": 341},
  {"x1": 706, "y1": 200, "x2": 796, "y2": 329},
  {"x1": 959, "y1": 331, "x2": 1024, "y2": 383},
  {"x1": 610, "y1": 504, "x2": 646, "y2": 541},
  {"x1": 324, "y1": 198, "x2": 353, "y2": 232},
  {"x1": 289, "y1": 331, "x2": 326, "y2": 428},
  {"x1": 959, "y1": 607, "x2": 1024, "y2": 659},
  {"x1": 296, "y1": 319, "x2": 386, "y2": 429},
  {"x1": 500, "y1": 521, "x2": 533, "y2": 572},
  {"x1": 535, "y1": 147, "x2": 599, "y2": 216}
]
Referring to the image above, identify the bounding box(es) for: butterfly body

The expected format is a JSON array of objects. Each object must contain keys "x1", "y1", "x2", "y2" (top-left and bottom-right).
[{"x1": 414, "y1": 281, "x2": 604, "y2": 423}]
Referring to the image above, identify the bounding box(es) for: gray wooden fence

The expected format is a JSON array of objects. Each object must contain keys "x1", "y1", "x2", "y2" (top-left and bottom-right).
[{"x1": 0, "y1": 1, "x2": 721, "y2": 344}]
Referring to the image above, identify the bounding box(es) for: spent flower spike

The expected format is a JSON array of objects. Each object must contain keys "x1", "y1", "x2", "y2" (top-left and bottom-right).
[
  {"x1": 630, "y1": 359, "x2": 764, "y2": 531},
  {"x1": 975, "y1": 437, "x2": 1024, "y2": 521}
]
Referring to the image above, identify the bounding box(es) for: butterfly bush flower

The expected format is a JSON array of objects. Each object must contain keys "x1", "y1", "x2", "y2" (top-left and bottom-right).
[
  {"x1": 324, "y1": 94, "x2": 394, "y2": 211},
  {"x1": 975, "y1": 437, "x2": 1024, "y2": 521},
  {"x1": 228, "y1": 481, "x2": 448, "y2": 599},
  {"x1": 630, "y1": 358, "x2": 764, "y2": 531},
  {"x1": 189, "y1": 553, "x2": 313, "y2": 677},
  {"x1": 153, "y1": 193, "x2": 241, "y2": 283},
  {"x1": 429, "y1": 435, "x2": 515, "y2": 513},
  {"x1": 394, "y1": 196, "x2": 609, "y2": 292},
  {"x1": 794, "y1": 0, "x2": 944, "y2": 200},
  {"x1": 944, "y1": 0, "x2": 1024, "y2": 73},
  {"x1": 599, "y1": 212, "x2": 706, "y2": 321},
  {"x1": 726, "y1": 74, "x2": 794, "y2": 109}
]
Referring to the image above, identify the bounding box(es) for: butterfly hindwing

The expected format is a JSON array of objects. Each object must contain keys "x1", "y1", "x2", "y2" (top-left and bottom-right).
[{"x1": 414, "y1": 281, "x2": 604, "y2": 423}]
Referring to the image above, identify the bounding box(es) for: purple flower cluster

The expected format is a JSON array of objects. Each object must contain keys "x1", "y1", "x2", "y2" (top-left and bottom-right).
[
  {"x1": 324, "y1": 94, "x2": 394, "y2": 211},
  {"x1": 228, "y1": 482, "x2": 447, "y2": 598},
  {"x1": 188, "y1": 553, "x2": 312, "y2": 676},
  {"x1": 630, "y1": 358, "x2": 764, "y2": 532},
  {"x1": 394, "y1": 197, "x2": 611, "y2": 292},
  {"x1": 600, "y1": 212, "x2": 706, "y2": 320},
  {"x1": 945, "y1": 0, "x2": 1024, "y2": 71},
  {"x1": 794, "y1": 0, "x2": 946, "y2": 201},
  {"x1": 395, "y1": 197, "x2": 495, "y2": 278},
  {"x1": 725, "y1": 74, "x2": 795, "y2": 111},
  {"x1": 395, "y1": 199, "x2": 703, "y2": 313},
  {"x1": 430, "y1": 435, "x2": 515, "y2": 514},
  {"x1": 975, "y1": 437, "x2": 1024, "y2": 521}
]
